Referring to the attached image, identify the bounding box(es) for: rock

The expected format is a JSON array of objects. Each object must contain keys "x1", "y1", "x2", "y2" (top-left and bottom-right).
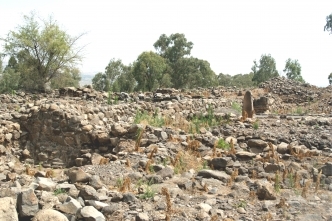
[
  {"x1": 277, "y1": 142, "x2": 289, "y2": 154},
  {"x1": 79, "y1": 206, "x2": 105, "y2": 221},
  {"x1": 91, "y1": 153, "x2": 104, "y2": 165},
  {"x1": 17, "y1": 189, "x2": 39, "y2": 218},
  {"x1": 321, "y1": 162, "x2": 332, "y2": 176},
  {"x1": 156, "y1": 166, "x2": 174, "y2": 179},
  {"x1": 136, "y1": 212, "x2": 150, "y2": 221},
  {"x1": 237, "y1": 207, "x2": 246, "y2": 214},
  {"x1": 89, "y1": 175, "x2": 104, "y2": 189},
  {"x1": 122, "y1": 192, "x2": 138, "y2": 202},
  {"x1": 210, "y1": 157, "x2": 234, "y2": 169},
  {"x1": 85, "y1": 200, "x2": 109, "y2": 210},
  {"x1": 36, "y1": 177, "x2": 57, "y2": 191},
  {"x1": 68, "y1": 167, "x2": 90, "y2": 183},
  {"x1": 78, "y1": 185, "x2": 99, "y2": 200},
  {"x1": 32, "y1": 209, "x2": 69, "y2": 221},
  {"x1": 197, "y1": 170, "x2": 230, "y2": 183},
  {"x1": 236, "y1": 151, "x2": 256, "y2": 161},
  {"x1": 56, "y1": 196, "x2": 82, "y2": 215},
  {"x1": 0, "y1": 197, "x2": 18, "y2": 221},
  {"x1": 247, "y1": 139, "x2": 268, "y2": 153},
  {"x1": 255, "y1": 180, "x2": 276, "y2": 200},
  {"x1": 198, "y1": 203, "x2": 212, "y2": 213}
]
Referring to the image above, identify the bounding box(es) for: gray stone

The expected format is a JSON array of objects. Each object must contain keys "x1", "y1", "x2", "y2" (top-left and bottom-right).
[
  {"x1": 79, "y1": 206, "x2": 105, "y2": 221},
  {"x1": 136, "y1": 213, "x2": 150, "y2": 221},
  {"x1": 89, "y1": 175, "x2": 104, "y2": 190},
  {"x1": 32, "y1": 209, "x2": 68, "y2": 221},
  {"x1": 197, "y1": 170, "x2": 230, "y2": 183},
  {"x1": 56, "y1": 196, "x2": 82, "y2": 215},
  {"x1": 210, "y1": 157, "x2": 234, "y2": 169},
  {"x1": 17, "y1": 189, "x2": 39, "y2": 217},
  {"x1": 36, "y1": 177, "x2": 57, "y2": 191},
  {"x1": 321, "y1": 162, "x2": 332, "y2": 176},
  {"x1": 68, "y1": 167, "x2": 90, "y2": 183},
  {"x1": 79, "y1": 185, "x2": 98, "y2": 200},
  {"x1": 0, "y1": 197, "x2": 18, "y2": 221},
  {"x1": 122, "y1": 192, "x2": 138, "y2": 202},
  {"x1": 156, "y1": 166, "x2": 174, "y2": 179},
  {"x1": 247, "y1": 139, "x2": 268, "y2": 153}
]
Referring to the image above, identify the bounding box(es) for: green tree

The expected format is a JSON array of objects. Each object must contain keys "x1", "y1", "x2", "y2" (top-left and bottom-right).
[
  {"x1": 283, "y1": 58, "x2": 304, "y2": 83},
  {"x1": 324, "y1": 13, "x2": 332, "y2": 34},
  {"x1": 112, "y1": 66, "x2": 136, "y2": 92},
  {"x1": 132, "y1": 51, "x2": 168, "y2": 91},
  {"x1": 103, "y1": 58, "x2": 126, "y2": 91},
  {"x1": 328, "y1": 73, "x2": 332, "y2": 85},
  {"x1": 173, "y1": 57, "x2": 217, "y2": 89},
  {"x1": 92, "y1": 72, "x2": 106, "y2": 91},
  {"x1": 153, "y1": 33, "x2": 193, "y2": 63},
  {"x1": 51, "y1": 68, "x2": 81, "y2": 88},
  {"x1": 154, "y1": 33, "x2": 194, "y2": 87},
  {"x1": 2, "y1": 12, "x2": 84, "y2": 91},
  {"x1": 252, "y1": 54, "x2": 279, "y2": 84}
]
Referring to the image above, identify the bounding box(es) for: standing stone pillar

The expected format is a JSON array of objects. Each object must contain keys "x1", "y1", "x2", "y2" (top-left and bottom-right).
[{"x1": 242, "y1": 91, "x2": 254, "y2": 118}]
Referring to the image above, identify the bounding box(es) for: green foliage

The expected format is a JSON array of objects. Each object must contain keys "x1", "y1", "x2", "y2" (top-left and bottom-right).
[
  {"x1": 53, "y1": 188, "x2": 66, "y2": 196},
  {"x1": 132, "y1": 51, "x2": 168, "y2": 91},
  {"x1": 2, "y1": 12, "x2": 84, "y2": 91},
  {"x1": 253, "y1": 121, "x2": 259, "y2": 130},
  {"x1": 274, "y1": 171, "x2": 281, "y2": 193},
  {"x1": 0, "y1": 68, "x2": 21, "y2": 93},
  {"x1": 237, "y1": 200, "x2": 247, "y2": 208},
  {"x1": 328, "y1": 73, "x2": 332, "y2": 85},
  {"x1": 252, "y1": 54, "x2": 279, "y2": 84},
  {"x1": 283, "y1": 59, "x2": 304, "y2": 83},
  {"x1": 154, "y1": 33, "x2": 193, "y2": 63},
  {"x1": 189, "y1": 106, "x2": 221, "y2": 133},
  {"x1": 231, "y1": 102, "x2": 242, "y2": 113},
  {"x1": 218, "y1": 73, "x2": 255, "y2": 88},
  {"x1": 116, "y1": 178, "x2": 124, "y2": 188},
  {"x1": 134, "y1": 110, "x2": 165, "y2": 127},
  {"x1": 216, "y1": 138, "x2": 230, "y2": 150},
  {"x1": 137, "y1": 179, "x2": 156, "y2": 199},
  {"x1": 324, "y1": 13, "x2": 332, "y2": 34},
  {"x1": 50, "y1": 67, "x2": 81, "y2": 89}
]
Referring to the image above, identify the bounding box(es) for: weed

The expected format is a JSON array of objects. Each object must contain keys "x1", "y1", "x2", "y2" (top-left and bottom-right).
[
  {"x1": 148, "y1": 146, "x2": 158, "y2": 159},
  {"x1": 45, "y1": 169, "x2": 54, "y2": 178},
  {"x1": 216, "y1": 138, "x2": 230, "y2": 150},
  {"x1": 145, "y1": 160, "x2": 152, "y2": 174},
  {"x1": 253, "y1": 121, "x2": 259, "y2": 130},
  {"x1": 276, "y1": 198, "x2": 287, "y2": 209},
  {"x1": 162, "y1": 158, "x2": 169, "y2": 167},
  {"x1": 231, "y1": 102, "x2": 242, "y2": 113},
  {"x1": 38, "y1": 162, "x2": 43, "y2": 171},
  {"x1": 274, "y1": 170, "x2": 281, "y2": 193},
  {"x1": 107, "y1": 91, "x2": 111, "y2": 105},
  {"x1": 119, "y1": 177, "x2": 131, "y2": 192},
  {"x1": 135, "y1": 127, "x2": 144, "y2": 152},
  {"x1": 161, "y1": 187, "x2": 172, "y2": 213},
  {"x1": 201, "y1": 160, "x2": 209, "y2": 170},
  {"x1": 301, "y1": 179, "x2": 311, "y2": 198},
  {"x1": 237, "y1": 200, "x2": 247, "y2": 209},
  {"x1": 228, "y1": 168, "x2": 238, "y2": 187},
  {"x1": 249, "y1": 190, "x2": 256, "y2": 201},
  {"x1": 53, "y1": 188, "x2": 66, "y2": 196},
  {"x1": 139, "y1": 186, "x2": 156, "y2": 199},
  {"x1": 116, "y1": 178, "x2": 124, "y2": 189},
  {"x1": 125, "y1": 159, "x2": 131, "y2": 168},
  {"x1": 99, "y1": 157, "x2": 109, "y2": 165},
  {"x1": 315, "y1": 170, "x2": 322, "y2": 193}
]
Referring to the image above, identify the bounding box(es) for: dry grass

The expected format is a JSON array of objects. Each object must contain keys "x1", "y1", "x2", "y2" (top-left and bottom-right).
[
  {"x1": 301, "y1": 179, "x2": 311, "y2": 198},
  {"x1": 241, "y1": 110, "x2": 248, "y2": 122},
  {"x1": 162, "y1": 187, "x2": 172, "y2": 217},
  {"x1": 227, "y1": 168, "x2": 238, "y2": 187},
  {"x1": 99, "y1": 157, "x2": 109, "y2": 165},
  {"x1": 145, "y1": 160, "x2": 152, "y2": 174},
  {"x1": 45, "y1": 169, "x2": 54, "y2": 178},
  {"x1": 148, "y1": 146, "x2": 158, "y2": 159},
  {"x1": 26, "y1": 165, "x2": 35, "y2": 176},
  {"x1": 119, "y1": 177, "x2": 131, "y2": 192},
  {"x1": 125, "y1": 159, "x2": 131, "y2": 168},
  {"x1": 135, "y1": 128, "x2": 144, "y2": 152},
  {"x1": 276, "y1": 198, "x2": 287, "y2": 209},
  {"x1": 315, "y1": 170, "x2": 322, "y2": 192},
  {"x1": 251, "y1": 170, "x2": 258, "y2": 179}
]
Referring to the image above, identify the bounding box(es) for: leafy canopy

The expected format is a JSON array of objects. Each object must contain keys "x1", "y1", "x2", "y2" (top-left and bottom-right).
[
  {"x1": 324, "y1": 13, "x2": 332, "y2": 34},
  {"x1": 2, "y1": 12, "x2": 84, "y2": 91},
  {"x1": 252, "y1": 54, "x2": 279, "y2": 84},
  {"x1": 283, "y1": 58, "x2": 304, "y2": 83}
]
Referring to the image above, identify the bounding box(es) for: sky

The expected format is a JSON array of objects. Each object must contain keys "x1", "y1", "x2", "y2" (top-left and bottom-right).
[{"x1": 1, "y1": 0, "x2": 332, "y2": 87}]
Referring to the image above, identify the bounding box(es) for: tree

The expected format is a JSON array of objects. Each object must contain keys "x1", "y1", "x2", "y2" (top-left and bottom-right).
[
  {"x1": 252, "y1": 54, "x2": 279, "y2": 84},
  {"x1": 92, "y1": 72, "x2": 106, "y2": 91},
  {"x1": 283, "y1": 58, "x2": 304, "y2": 83},
  {"x1": 154, "y1": 33, "x2": 193, "y2": 63},
  {"x1": 328, "y1": 73, "x2": 332, "y2": 85},
  {"x1": 51, "y1": 67, "x2": 81, "y2": 88},
  {"x1": 2, "y1": 12, "x2": 84, "y2": 91},
  {"x1": 324, "y1": 13, "x2": 332, "y2": 34},
  {"x1": 173, "y1": 57, "x2": 217, "y2": 89},
  {"x1": 132, "y1": 51, "x2": 168, "y2": 91}
]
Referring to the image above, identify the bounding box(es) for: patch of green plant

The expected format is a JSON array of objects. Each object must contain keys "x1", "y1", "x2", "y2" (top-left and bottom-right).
[
  {"x1": 200, "y1": 160, "x2": 209, "y2": 170},
  {"x1": 139, "y1": 186, "x2": 156, "y2": 199},
  {"x1": 288, "y1": 173, "x2": 294, "y2": 189},
  {"x1": 174, "y1": 156, "x2": 187, "y2": 174},
  {"x1": 294, "y1": 107, "x2": 303, "y2": 115},
  {"x1": 107, "y1": 91, "x2": 112, "y2": 105},
  {"x1": 216, "y1": 138, "x2": 230, "y2": 150},
  {"x1": 189, "y1": 106, "x2": 222, "y2": 134},
  {"x1": 237, "y1": 200, "x2": 247, "y2": 208},
  {"x1": 253, "y1": 121, "x2": 259, "y2": 130},
  {"x1": 116, "y1": 178, "x2": 124, "y2": 188},
  {"x1": 274, "y1": 171, "x2": 281, "y2": 193},
  {"x1": 231, "y1": 102, "x2": 242, "y2": 113},
  {"x1": 149, "y1": 165, "x2": 155, "y2": 173},
  {"x1": 134, "y1": 110, "x2": 165, "y2": 127},
  {"x1": 162, "y1": 158, "x2": 169, "y2": 167},
  {"x1": 53, "y1": 188, "x2": 66, "y2": 196}
]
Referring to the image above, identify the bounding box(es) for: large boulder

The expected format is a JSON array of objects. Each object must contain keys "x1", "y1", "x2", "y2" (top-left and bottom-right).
[
  {"x1": 0, "y1": 197, "x2": 18, "y2": 221},
  {"x1": 32, "y1": 209, "x2": 69, "y2": 221}
]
